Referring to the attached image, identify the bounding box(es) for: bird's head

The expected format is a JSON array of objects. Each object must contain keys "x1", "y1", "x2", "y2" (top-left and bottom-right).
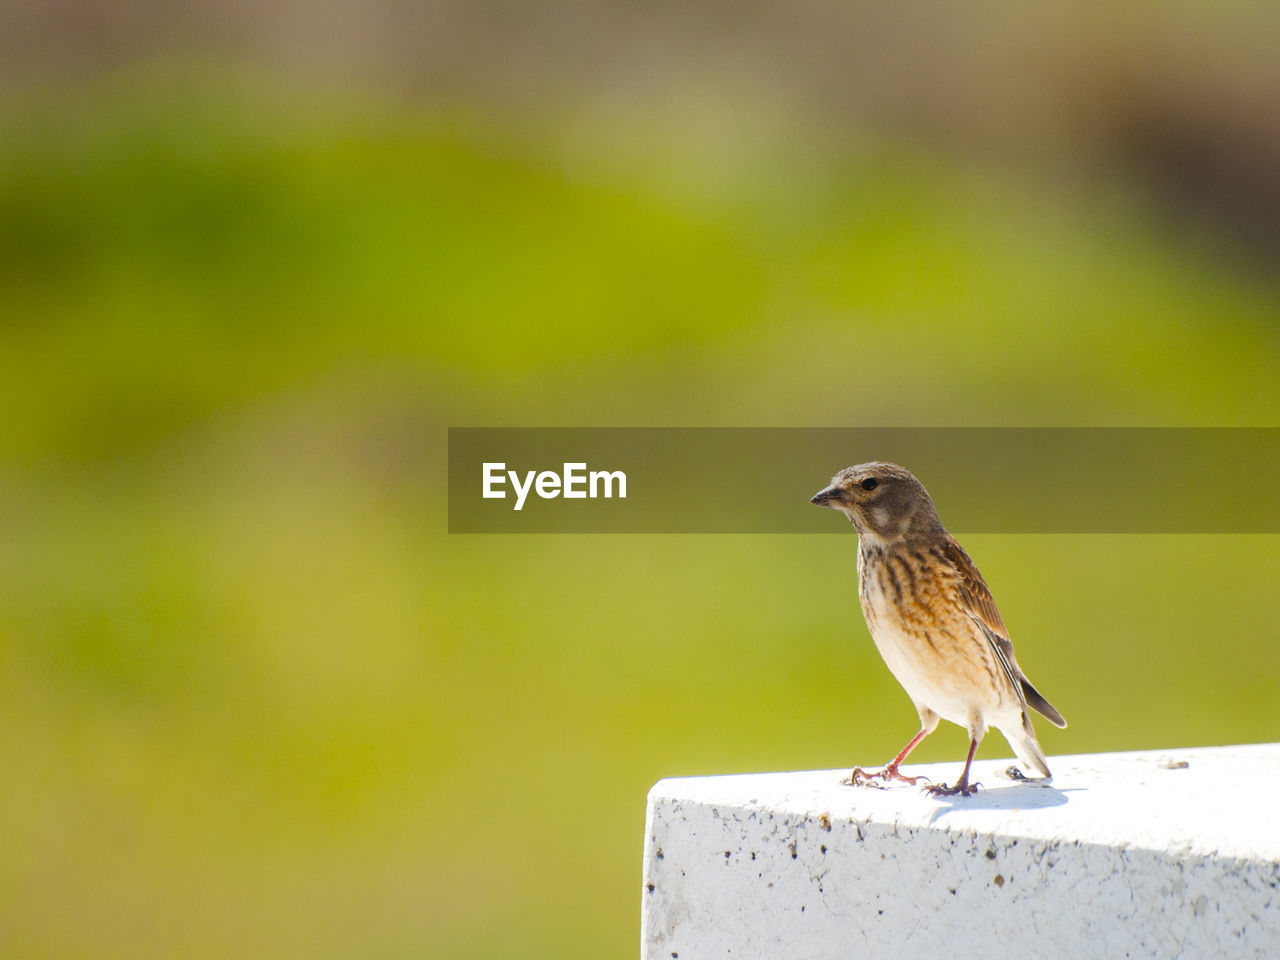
[{"x1": 809, "y1": 461, "x2": 942, "y2": 543}]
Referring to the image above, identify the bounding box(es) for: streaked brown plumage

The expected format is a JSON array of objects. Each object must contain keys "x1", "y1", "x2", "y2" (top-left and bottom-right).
[{"x1": 811, "y1": 461, "x2": 1066, "y2": 796}]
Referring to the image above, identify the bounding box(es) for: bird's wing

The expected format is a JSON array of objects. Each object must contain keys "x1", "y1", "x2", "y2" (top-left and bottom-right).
[
  {"x1": 942, "y1": 537, "x2": 1026, "y2": 703},
  {"x1": 942, "y1": 538, "x2": 1009, "y2": 639},
  {"x1": 943, "y1": 537, "x2": 1067, "y2": 729}
]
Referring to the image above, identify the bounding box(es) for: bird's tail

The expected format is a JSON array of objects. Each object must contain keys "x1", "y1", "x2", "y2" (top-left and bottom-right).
[{"x1": 1001, "y1": 714, "x2": 1052, "y2": 780}]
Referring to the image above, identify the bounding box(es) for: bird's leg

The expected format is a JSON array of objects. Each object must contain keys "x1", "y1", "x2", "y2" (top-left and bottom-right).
[
  {"x1": 845, "y1": 727, "x2": 931, "y2": 787},
  {"x1": 925, "y1": 737, "x2": 981, "y2": 797},
  {"x1": 876, "y1": 728, "x2": 931, "y2": 785}
]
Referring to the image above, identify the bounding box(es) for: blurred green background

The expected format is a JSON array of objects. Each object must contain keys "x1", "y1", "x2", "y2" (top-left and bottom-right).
[{"x1": 3, "y1": 3, "x2": 1280, "y2": 958}]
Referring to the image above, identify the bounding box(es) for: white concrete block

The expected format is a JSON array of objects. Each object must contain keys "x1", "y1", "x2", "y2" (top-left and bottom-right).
[{"x1": 641, "y1": 744, "x2": 1280, "y2": 959}]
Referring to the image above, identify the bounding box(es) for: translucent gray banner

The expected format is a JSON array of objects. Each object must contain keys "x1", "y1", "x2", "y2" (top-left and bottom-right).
[{"x1": 447, "y1": 428, "x2": 1280, "y2": 533}]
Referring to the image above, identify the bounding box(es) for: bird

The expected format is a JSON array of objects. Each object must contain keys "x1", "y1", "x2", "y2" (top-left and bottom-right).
[{"x1": 810, "y1": 461, "x2": 1066, "y2": 796}]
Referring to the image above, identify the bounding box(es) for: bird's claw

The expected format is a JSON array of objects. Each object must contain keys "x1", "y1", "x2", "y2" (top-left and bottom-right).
[
  {"x1": 839, "y1": 768, "x2": 880, "y2": 788},
  {"x1": 924, "y1": 780, "x2": 981, "y2": 797},
  {"x1": 843, "y1": 765, "x2": 927, "y2": 788}
]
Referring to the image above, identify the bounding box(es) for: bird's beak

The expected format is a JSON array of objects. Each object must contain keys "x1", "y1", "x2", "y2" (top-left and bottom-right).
[{"x1": 810, "y1": 484, "x2": 841, "y2": 507}]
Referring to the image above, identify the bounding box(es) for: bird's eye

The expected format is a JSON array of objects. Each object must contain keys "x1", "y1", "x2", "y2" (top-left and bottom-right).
[{"x1": 860, "y1": 477, "x2": 878, "y2": 491}]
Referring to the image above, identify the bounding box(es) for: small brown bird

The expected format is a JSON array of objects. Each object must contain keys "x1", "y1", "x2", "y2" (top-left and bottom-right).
[{"x1": 811, "y1": 462, "x2": 1066, "y2": 795}]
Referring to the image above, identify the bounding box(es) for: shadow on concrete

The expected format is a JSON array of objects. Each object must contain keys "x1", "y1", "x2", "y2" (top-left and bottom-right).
[{"x1": 923, "y1": 778, "x2": 1073, "y2": 822}]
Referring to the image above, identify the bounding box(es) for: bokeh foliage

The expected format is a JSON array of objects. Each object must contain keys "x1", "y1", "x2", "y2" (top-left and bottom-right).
[{"x1": 2, "y1": 69, "x2": 1279, "y2": 959}]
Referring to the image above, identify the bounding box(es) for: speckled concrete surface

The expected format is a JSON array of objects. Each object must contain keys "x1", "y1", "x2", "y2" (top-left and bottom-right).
[{"x1": 641, "y1": 744, "x2": 1280, "y2": 959}]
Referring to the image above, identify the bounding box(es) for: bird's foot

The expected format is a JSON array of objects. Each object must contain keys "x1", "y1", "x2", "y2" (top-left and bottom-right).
[
  {"x1": 924, "y1": 779, "x2": 980, "y2": 797},
  {"x1": 881, "y1": 764, "x2": 929, "y2": 786},
  {"x1": 843, "y1": 764, "x2": 927, "y2": 788}
]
